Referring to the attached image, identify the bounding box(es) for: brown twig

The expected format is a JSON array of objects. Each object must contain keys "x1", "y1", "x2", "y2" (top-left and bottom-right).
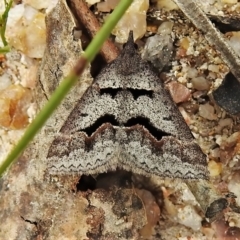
[{"x1": 68, "y1": 0, "x2": 120, "y2": 63}]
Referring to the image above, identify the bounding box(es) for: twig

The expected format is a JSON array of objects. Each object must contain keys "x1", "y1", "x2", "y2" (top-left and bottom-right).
[
  {"x1": 172, "y1": 0, "x2": 240, "y2": 83},
  {"x1": 68, "y1": 0, "x2": 120, "y2": 63}
]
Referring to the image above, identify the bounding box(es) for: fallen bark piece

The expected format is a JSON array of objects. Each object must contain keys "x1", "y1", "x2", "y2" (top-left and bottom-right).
[{"x1": 212, "y1": 72, "x2": 240, "y2": 115}]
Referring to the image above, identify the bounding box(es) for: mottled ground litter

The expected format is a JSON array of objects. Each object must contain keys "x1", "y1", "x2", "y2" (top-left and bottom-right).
[{"x1": 1, "y1": 0, "x2": 240, "y2": 239}]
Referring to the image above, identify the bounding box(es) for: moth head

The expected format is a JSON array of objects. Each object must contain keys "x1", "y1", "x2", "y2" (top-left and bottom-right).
[
  {"x1": 114, "y1": 30, "x2": 143, "y2": 76},
  {"x1": 122, "y1": 31, "x2": 136, "y2": 52}
]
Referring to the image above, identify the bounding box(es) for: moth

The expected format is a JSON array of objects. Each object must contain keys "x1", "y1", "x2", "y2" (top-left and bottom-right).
[{"x1": 47, "y1": 32, "x2": 208, "y2": 179}]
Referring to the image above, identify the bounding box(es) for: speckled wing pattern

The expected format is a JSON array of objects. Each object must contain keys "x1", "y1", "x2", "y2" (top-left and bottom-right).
[{"x1": 47, "y1": 32, "x2": 208, "y2": 179}]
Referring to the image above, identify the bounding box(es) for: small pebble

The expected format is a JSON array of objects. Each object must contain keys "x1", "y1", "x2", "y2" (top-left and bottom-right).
[
  {"x1": 186, "y1": 67, "x2": 198, "y2": 78},
  {"x1": 208, "y1": 64, "x2": 219, "y2": 73},
  {"x1": 191, "y1": 76, "x2": 210, "y2": 91},
  {"x1": 112, "y1": 0, "x2": 149, "y2": 43},
  {"x1": 215, "y1": 118, "x2": 233, "y2": 133},
  {"x1": 177, "y1": 205, "x2": 202, "y2": 231},
  {"x1": 167, "y1": 81, "x2": 191, "y2": 103},
  {"x1": 208, "y1": 160, "x2": 222, "y2": 177},
  {"x1": 157, "y1": 0, "x2": 178, "y2": 10},
  {"x1": 0, "y1": 84, "x2": 32, "y2": 129},
  {"x1": 142, "y1": 21, "x2": 173, "y2": 71},
  {"x1": 7, "y1": 6, "x2": 46, "y2": 58},
  {"x1": 179, "y1": 37, "x2": 190, "y2": 50},
  {"x1": 199, "y1": 103, "x2": 217, "y2": 120}
]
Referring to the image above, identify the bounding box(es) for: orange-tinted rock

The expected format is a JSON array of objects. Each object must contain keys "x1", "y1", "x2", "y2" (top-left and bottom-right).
[
  {"x1": 0, "y1": 84, "x2": 32, "y2": 129},
  {"x1": 208, "y1": 160, "x2": 223, "y2": 177},
  {"x1": 0, "y1": 98, "x2": 11, "y2": 127}
]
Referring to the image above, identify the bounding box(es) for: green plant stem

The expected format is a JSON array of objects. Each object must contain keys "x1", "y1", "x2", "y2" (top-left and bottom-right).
[
  {"x1": 0, "y1": 44, "x2": 10, "y2": 53},
  {"x1": 1, "y1": 0, "x2": 12, "y2": 46},
  {"x1": 0, "y1": 0, "x2": 133, "y2": 177},
  {"x1": 82, "y1": 0, "x2": 130, "y2": 62}
]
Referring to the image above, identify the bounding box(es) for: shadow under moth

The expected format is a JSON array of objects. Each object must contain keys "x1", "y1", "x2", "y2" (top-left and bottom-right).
[{"x1": 47, "y1": 32, "x2": 208, "y2": 179}]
